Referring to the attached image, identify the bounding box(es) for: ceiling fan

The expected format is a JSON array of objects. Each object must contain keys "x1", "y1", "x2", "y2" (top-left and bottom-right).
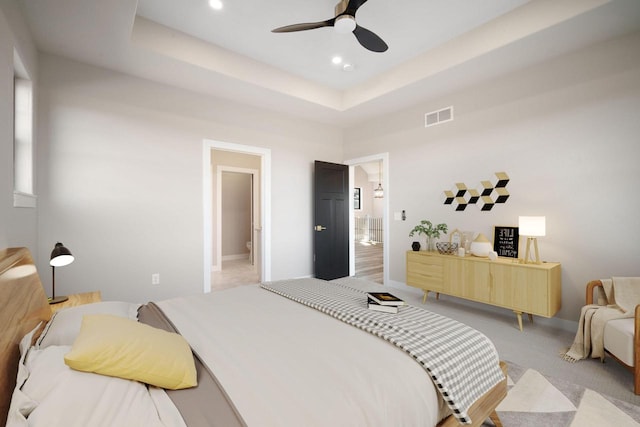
[{"x1": 271, "y1": 0, "x2": 388, "y2": 53}]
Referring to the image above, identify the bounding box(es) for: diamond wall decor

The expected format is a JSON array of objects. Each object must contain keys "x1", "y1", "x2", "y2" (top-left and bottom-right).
[{"x1": 442, "y1": 172, "x2": 510, "y2": 211}]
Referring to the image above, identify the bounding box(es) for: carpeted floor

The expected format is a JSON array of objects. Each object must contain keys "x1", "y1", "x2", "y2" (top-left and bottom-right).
[
  {"x1": 378, "y1": 282, "x2": 640, "y2": 407},
  {"x1": 485, "y1": 361, "x2": 640, "y2": 426}
]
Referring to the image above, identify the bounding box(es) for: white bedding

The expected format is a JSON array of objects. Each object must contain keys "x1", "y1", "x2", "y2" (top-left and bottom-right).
[
  {"x1": 17, "y1": 346, "x2": 184, "y2": 427},
  {"x1": 7, "y1": 309, "x2": 186, "y2": 427},
  {"x1": 157, "y1": 284, "x2": 448, "y2": 427}
]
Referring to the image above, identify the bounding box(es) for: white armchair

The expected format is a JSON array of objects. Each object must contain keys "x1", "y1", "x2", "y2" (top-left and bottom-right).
[{"x1": 587, "y1": 280, "x2": 640, "y2": 394}]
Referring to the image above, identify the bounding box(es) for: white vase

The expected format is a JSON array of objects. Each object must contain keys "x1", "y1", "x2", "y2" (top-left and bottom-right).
[
  {"x1": 426, "y1": 236, "x2": 436, "y2": 251},
  {"x1": 470, "y1": 233, "x2": 492, "y2": 257}
]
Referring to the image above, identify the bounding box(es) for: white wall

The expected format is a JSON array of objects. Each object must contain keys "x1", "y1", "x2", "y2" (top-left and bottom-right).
[
  {"x1": 343, "y1": 31, "x2": 640, "y2": 322},
  {"x1": 353, "y1": 165, "x2": 370, "y2": 216},
  {"x1": 354, "y1": 164, "x2": 384, "y2": 219},
  {"x1": 0, "y1": 2, "x2": 39, "y2": 255},
  {"x1": 36, "y1": 54, "x2": 343, "y2": 302}
]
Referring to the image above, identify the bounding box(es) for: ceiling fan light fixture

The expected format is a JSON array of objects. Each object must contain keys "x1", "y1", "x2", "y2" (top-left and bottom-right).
[
  {"x1": 334, "y1": 15, "x2": 356, "y2": 34},
  {"x1": 271, "y1": 2, "x2": 387, "y2": 53}
]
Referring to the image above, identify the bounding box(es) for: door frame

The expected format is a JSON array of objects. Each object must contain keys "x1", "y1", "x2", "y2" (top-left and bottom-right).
[
  {"x1": 216, "y1": 166, "x2": 259, "y2": 270},
  {"x1": 203, "y1": 139, "x2": 271, "y2": 293},
  {"x1": 344, "y1": 153, "x2": 389, "y2": 285}
]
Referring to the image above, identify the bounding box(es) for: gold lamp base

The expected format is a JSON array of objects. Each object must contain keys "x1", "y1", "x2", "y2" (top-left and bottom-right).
[{"x1": 48, "y1": 295, "x2": 69, "y2": 304}]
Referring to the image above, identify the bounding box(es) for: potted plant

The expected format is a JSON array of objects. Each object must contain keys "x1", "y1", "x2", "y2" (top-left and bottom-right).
[{"x1": 409, "y1": 220, "x2": 448, "y2": 251}]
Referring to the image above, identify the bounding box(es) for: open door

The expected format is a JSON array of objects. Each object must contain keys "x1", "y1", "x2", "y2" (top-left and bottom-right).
[{"x1": 314, "y1": 161, "x2": 349, "y2": 280}]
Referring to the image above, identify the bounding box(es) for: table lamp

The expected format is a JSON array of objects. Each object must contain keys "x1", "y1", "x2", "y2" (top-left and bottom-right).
[
  {"x1": 49, "y1": 242, "x2": 74, "y2": 304},
  {"x1": 518, "y1": 216, "x2": 546, "y2": 264}
]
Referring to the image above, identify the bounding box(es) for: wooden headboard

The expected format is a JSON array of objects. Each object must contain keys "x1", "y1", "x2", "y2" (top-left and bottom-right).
[{"x1": 0, "y1": 247, "x2": 51, "y2": 426}]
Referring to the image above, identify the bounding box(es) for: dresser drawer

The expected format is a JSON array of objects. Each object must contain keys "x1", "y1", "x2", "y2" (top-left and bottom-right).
[{"x1": 406, "y1": 252, "x2": 445, "y2": 291}]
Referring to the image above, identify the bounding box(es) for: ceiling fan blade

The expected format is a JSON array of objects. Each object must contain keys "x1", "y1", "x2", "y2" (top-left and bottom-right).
[
  {"x1": 345, "y1": 0, "x2": 369, "y2": 16},
  {"x1": 272, "y1": 19, "x2": 335, "y2": 33},
  {"x1": 353, "y1": 25, "x2": 388, "y2": 52}
]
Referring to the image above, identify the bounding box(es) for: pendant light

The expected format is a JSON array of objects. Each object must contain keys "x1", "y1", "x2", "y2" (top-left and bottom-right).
[{"x1": 373, "y1": 161, "x2": 384, "y2": 198}]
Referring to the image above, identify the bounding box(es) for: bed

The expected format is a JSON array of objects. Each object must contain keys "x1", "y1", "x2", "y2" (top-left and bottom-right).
[{"x1": 0, "y1": 247, "x2": 506, "y2": 426}]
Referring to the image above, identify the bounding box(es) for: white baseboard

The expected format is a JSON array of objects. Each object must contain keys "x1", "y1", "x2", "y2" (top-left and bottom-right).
[{"x1": 222, "y1": 253, "x2": 249, "y2": 261}]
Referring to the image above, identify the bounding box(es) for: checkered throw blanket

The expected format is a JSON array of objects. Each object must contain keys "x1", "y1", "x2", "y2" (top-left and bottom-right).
[{"x1": 260, "y1": 278, "x2": 504, "y2": 425}]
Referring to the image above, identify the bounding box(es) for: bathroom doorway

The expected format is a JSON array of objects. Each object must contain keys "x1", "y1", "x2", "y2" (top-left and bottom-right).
[
  {"x1": 203, "y1": 140, "x2": 271, "y2": 293},
  {"x1": 215, "y1": 168, "x2": 259, "y2": 290}
]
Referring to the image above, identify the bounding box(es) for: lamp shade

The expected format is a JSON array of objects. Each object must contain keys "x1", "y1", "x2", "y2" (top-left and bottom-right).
[
  {"x1": 518, "y1": 216, "x2": 546, "y2": 237},
  {"x1": 50, "y1": 242, "x2": 74, "y2": 267}
]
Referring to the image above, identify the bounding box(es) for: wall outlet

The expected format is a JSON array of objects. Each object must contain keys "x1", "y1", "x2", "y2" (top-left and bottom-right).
[{"x1": 151, "y1": 273, "x2": 160, "y2": 285}]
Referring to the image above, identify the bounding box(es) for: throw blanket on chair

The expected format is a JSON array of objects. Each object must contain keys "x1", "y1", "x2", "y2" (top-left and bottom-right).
[{"x1": 564, "y1": 277, "x2": 640, "y2": 362}]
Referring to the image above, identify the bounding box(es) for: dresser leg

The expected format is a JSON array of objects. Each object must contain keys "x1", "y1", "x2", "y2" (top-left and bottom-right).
[
  {"x1": 422, "y1": 291, "x2": 428, "y2": 304},
  {"x1": 514, "y1": 311, "x2": 523, "y2": 331}
]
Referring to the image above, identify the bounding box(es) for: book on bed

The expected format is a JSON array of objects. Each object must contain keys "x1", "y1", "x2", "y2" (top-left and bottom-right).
[
  {"x1": 367, "y1": 292, "x2": 404, "y2": 306},
  {"x1": 367, "y1": 297, "x2": 398, "y2": 314}
]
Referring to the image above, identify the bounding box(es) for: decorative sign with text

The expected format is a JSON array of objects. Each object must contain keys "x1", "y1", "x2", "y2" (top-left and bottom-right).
[{"x1": 493, "y1": 226, "x2": 519, "y2": 258}]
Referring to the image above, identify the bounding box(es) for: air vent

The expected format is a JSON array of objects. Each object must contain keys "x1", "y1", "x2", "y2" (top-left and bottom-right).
[{"x1": 425, "y1": 106, "x2": 454, "y2": 128}]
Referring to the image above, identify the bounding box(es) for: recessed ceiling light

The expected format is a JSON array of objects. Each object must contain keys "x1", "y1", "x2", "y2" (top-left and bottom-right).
[
  {"x1": 331, "y1": 56, "x2": 343, "y2": 65},
  {"x1": 342, "y1": 63, "x2": 354, "y2": 72},
  {"x1": 209, "y1": 0, "x2": 223, "y2": 10}
]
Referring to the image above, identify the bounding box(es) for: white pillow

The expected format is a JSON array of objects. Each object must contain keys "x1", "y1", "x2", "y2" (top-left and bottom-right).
[{"x1": 37, "y1": 301, "x2": 140, "y2": 348}]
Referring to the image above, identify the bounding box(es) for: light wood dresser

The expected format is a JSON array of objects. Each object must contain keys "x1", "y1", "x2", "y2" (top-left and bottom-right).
[{"x1": 406, "y1": 251, "x2": 561, "y2": 331}]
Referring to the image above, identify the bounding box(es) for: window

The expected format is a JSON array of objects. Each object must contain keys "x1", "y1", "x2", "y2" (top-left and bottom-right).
[{"x1": 13, "y1": 50, "x2": 36, "y2": 208}]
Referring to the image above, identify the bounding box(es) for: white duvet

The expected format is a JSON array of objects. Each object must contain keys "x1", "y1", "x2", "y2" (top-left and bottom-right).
[
  {"x1": 157, "y1": 284, "x2": 448, "y2": 427},
  {"x1": 7, "y1": 324, "x2": 186, "y2": 427}
]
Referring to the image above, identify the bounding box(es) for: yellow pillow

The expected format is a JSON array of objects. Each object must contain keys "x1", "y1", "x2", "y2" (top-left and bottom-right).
[{"x1": 64, "y1": 314, "x2": 197, "y2": 390}]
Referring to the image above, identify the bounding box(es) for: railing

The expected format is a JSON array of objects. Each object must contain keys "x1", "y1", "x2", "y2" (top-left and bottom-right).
[{"x1": 355, "y1": 216, "x2": 383, "y2": 243}]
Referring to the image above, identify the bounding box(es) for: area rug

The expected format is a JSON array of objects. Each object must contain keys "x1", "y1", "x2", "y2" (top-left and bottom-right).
[{"x1": 482, "y1": 362, "x2": 640, "y2": 426}]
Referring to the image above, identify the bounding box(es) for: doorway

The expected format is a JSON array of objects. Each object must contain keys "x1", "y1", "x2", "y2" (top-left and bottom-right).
[
  {"x1": 345, "y1": 153, "x2": 389, "y2": 285},
  {"x1": 214, "y1": 168, "x2": 259, "y2": 290},
  {"x1": 203, "y1": 140, "x2": 271, "y2": 293}
]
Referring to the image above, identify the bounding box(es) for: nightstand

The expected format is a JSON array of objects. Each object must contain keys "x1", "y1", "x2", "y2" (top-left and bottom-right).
[{"x1": 50, "y1": 291, "x2": 102, "y2": 314}]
